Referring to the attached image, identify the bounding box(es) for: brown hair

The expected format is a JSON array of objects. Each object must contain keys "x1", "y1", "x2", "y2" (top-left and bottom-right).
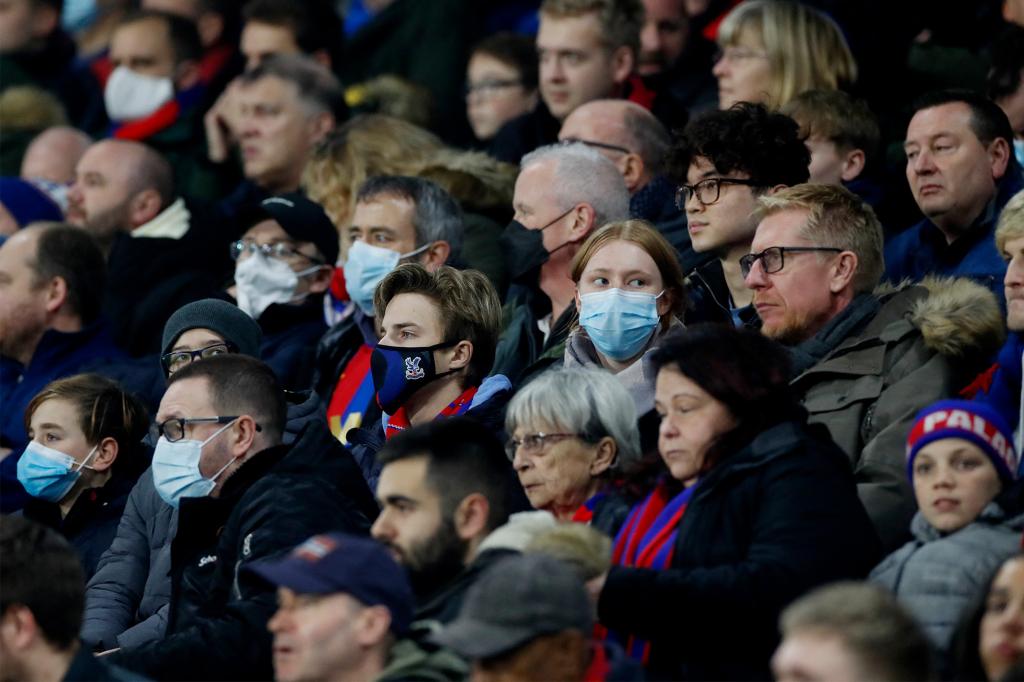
[
  {"x1": 781, "y1": 89, "x2": 880, "y2": 161},
  {"x1": 24, "y1": 374, "x2": 149, "y2": 479},
  {"x1": 571, "y1": 219, "x2": 686, "y2": 330},
  {"x1": 375, "y1": 264, "x2": 503, "y2": 387},
  {"x1": 540, "y1": 0, "x2": 643, "y2": 57}
]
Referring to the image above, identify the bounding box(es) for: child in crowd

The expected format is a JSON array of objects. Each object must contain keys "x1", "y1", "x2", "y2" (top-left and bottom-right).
[
  {"x1": 871, "y1": 400, "x2": 1023, "y2": 671},
  {"x1": 781, "y1": 89, "x2": 881, "y2": 195}
]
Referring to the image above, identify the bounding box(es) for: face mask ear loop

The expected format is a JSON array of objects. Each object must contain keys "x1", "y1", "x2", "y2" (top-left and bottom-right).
[
  {"x1": 73, "y1": 444, "x2": 101, "y2": 473},
  {"x1": 202, "y1": 419, "x2": 241, "y2": 483}
]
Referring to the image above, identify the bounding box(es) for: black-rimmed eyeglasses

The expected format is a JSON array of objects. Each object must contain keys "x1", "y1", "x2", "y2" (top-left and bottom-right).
[
  {"x1": 559, "y1": 137, "x2": 631, "y2": 155},
  {"x1": 739, "y1": 246, "x2": 843, "y2": 278},
  {"x1": 675, "y1": 177, "x2": 765, "y2": 209},
  {"x1": 151, "y1": 416, "x2": 261, "y2": 443},
  {"x1": 161, "y1": 342, "x2": 237, "y2": 375}
]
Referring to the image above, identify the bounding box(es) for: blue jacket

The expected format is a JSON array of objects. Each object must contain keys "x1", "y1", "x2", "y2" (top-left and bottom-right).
[
  {"x1": 1, "y1": 323, "x2": 125, "y2": 513},
  {"x1": 884, "y1": 166, "x2": 1024, "y2": 306},
  {"x1": 970, "y1": 332, "x2": 1023, "y2": 475},
  {"x1": 258, "y1": 299, "x2": 327, "y2": 392}
]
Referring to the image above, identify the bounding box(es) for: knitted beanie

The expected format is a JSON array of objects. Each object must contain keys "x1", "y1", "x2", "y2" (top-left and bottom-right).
[
  {"x1": 906, "y1": 399, "x2": 1018, "y2": 482},
  {"x1": 161, "y1": 298, "x2": 263, "y2": 359}
]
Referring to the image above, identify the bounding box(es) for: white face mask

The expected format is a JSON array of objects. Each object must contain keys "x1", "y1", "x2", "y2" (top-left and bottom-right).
[
  {"x1": 104, "y1": 66, "x2": 175, "y2": 122},
  {"x1": 235, "y1": 252, "x2": 322, "y2": 320}
]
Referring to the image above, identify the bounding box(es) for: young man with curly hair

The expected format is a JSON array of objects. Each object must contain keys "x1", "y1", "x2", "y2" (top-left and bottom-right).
[{"x1": 670, "y1": 103, "x2": 810, "y2": 325}]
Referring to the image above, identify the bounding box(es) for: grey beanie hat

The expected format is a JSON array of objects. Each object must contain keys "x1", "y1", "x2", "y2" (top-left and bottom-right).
[{"x1": 161, "y1": 298, "x2": 263, "y2": 359}]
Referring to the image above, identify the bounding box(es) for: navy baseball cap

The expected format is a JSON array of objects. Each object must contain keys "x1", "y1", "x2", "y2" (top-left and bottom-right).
[
  {"x1": 243, "y1": 192, "x2": 340, "y2": 265},
  {"x1": 246, "y1": 533, "x2": 414, "y2": 635}
]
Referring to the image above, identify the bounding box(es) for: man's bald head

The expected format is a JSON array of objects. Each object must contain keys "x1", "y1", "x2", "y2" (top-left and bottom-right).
[
  {"x1": 21, "y1": 126, "x2": 93, "y2": 185},
  {"x1": 67, "y1": 140, "x2": 176, "y2": 244},
  {"x1": 559, "y1": 99, "x2": 670, "y2": 191}
]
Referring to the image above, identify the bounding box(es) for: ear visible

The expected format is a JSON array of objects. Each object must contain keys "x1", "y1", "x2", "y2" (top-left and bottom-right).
[
  {"x1": 766, "y1": 184, "x2": 788, "y2": 196},
  {"x1": 840, "y1": 149, "x2": 866, "y2": 182},
  {"x1": 446, "y1": 339, "x2": 473, "y2": 372},
  {"x1": 988, "y1": 137, "x2": 1011, "y2": 180},
  {"x1": 570, "y1": 203, "x2": 596, "y2": 240},
  {"x1": 609, "y1": 45, "x2": 635, "y2": 86},
  {"x1": 1, "y1": 605, "x2": 38, "y2": 651},
  {"x1": 175, "y1": 60, "x2": 202, "y2": 91},
  {"x1": 31, "y1": 4, "x2": 58, "y2": 40},
  {"x1": 128, "y1": 189, "x2": 164, "y2": 228},
  {"x1": 312, "y1": 49, "x2": 332, "y2": 71},
  {"x1": 355, "y1": 605, "x2": 392, "y2": 647},
  {"x1": 454, "y1": 493, "x2": 490, "y2": 542},
  {"x1": 828, "y1": 251, "x2": 858, "y2": 293},
  {"x1": 589, "y1": 437, "x2": 617, "y2": 476},
  {"x1": 196, "y1": 12, "x2": 225, "y2": 48},
  {"x1": 620, "y1": 153, "x2": 645, "y2": 192},
  {"x1": 655, "y1": 289, "x2": 672, "y2": 317},
  {"x1": 44, "y1": 275, "x2": 68, "y2": 315},
  {"x1": 574, "y1": 287, "x2": 582, "y2": 314},
  {"x1": 307, "y1": 265, "x2": 334, "y2": 294},
  {"x1": 308, "y1": 110, "x2": 336, "y2": 146},
  {"x1": 91, "y1": 436, "x2": 120, "y2": 472},
  {"x1": 419, "y1": 241, "x2": 451, "y2": 271},
  {"x1": 231, "y1": 416, "x2": 260, "y2": 456}
]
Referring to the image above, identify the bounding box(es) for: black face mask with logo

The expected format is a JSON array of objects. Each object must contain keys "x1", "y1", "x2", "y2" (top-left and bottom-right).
[{"x1": 370, "y1": 341, "x2": 459, "y2": 414}]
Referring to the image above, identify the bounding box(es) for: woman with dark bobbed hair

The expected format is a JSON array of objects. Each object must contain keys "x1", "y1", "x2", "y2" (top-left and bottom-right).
[{"x1": 590, "y1": 324, "x2": 881, "y2": 680}]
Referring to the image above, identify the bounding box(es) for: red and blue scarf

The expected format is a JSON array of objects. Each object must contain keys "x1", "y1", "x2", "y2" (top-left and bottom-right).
[
  {"x1": 384, "y1": 385, "x2": 478, "y2": 440},
  {"x1": 608, "y1": 479, "x2": 698, "y2": 663}
]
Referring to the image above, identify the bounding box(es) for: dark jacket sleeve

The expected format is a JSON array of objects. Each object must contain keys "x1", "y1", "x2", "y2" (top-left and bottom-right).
[
  {"x1": 82, "y1": 475, "x2": 170, "y2": 650},
  {"x1": 597, "y1": 448, "x2": 880, "y2": 649},
  {"x1": 112, "y1": 478, "x2": 371, "y2": 681}
]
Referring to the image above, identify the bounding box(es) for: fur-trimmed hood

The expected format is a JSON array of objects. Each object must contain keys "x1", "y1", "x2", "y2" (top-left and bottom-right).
[
  {"x1": 417, "y1": 149, "x2": 516, "y2": 212},
  {"x1": 878, "y1": 276, "x2": 1006, "y2": 359}
]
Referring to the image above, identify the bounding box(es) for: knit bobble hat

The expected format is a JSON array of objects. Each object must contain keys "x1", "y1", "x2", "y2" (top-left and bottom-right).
[
  {"x1": 161, "y1": 298, "x2": 263, "y2": 359},
  {"x1": 906, "y1": 400, "x2": 1018, "y2": 482}
]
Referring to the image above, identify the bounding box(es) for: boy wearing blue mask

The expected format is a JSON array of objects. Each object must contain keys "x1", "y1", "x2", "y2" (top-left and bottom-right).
[
  {"x1": 345, "y1": 263, "x2": 510, "y2": 491},
  {"x1": 314, "y1": 176, "x2": 463, "y2": 446}
]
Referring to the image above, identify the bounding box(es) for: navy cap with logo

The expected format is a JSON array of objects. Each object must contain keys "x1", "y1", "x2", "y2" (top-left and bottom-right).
[
  {"x1": 245, "y1": 533, "x2": 414, "y2": 635},
  {"x1": 243, "y1": 192, "x2": 340, "y2": 266}
]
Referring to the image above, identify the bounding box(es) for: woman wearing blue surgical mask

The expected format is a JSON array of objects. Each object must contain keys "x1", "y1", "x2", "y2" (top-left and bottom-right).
[
  {"x1": 19, "y1": 374, "x2": 150, "y2": 579},
  {"x1": 566, "y1": 221, "x2": 687, "y2": 453}
]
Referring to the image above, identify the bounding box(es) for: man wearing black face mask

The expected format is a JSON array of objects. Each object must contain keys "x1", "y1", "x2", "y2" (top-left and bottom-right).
[
  {"x1": 345, "y1": 263, "x2": 511, "y2": 492},
  {"x1": 495, "y1": 142, "x2": 631, "y2": 385}
]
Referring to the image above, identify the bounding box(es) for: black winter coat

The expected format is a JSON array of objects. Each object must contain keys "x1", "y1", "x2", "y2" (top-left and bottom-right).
[
  {"x1": 111, "y1": 424, "x2": 374, "y2": 680},
  {"x1": 597, "y1": 419, "x2": 881, "y2": 681}
]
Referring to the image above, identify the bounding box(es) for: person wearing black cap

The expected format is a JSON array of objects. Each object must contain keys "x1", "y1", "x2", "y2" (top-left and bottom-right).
[
  {"x1": 249, "y1": 532, "x2": 467, "y2": 682},
  {"x1": 231, "y1": 192, "x2": 337, "y2": 391}
]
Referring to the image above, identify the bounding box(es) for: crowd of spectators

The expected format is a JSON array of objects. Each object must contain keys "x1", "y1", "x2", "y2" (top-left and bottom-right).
[{"x1": 2, "y1": 0, "x2": 1024, "y2": 681}]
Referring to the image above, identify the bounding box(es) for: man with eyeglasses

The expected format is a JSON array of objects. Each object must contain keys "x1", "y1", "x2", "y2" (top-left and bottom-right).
[
  {"x1": 743, "y1": 183, "x2": 1005, "y2": 552},
  {"x1": 107, "y1": 354, "x2": 373, "y2": 681},
  {"x1": 671, "y1": 102, "x2": 809, "y2": 326},
  {"x1": 559, "y1": 99, "x2": 688, "y2": 255},
  {"x1": 231, "y1": 192, "x2": 336, "y2": 391}
]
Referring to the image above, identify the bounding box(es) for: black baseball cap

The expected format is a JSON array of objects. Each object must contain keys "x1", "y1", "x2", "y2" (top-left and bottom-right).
[{"x1": 244, "y1": 192, "x2": 340, "y2": 265}]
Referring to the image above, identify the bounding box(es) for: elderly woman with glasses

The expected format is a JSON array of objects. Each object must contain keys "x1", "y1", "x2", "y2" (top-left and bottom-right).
[
  {"x1": 589, "y1": 324, "x2": 881, "y2": 680},
  {"x1": 505, "y1": 367, "x2": 642, "y2": 534}
]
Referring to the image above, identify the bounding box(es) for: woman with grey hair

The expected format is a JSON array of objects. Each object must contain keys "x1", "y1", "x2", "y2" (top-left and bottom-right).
[{"x1": 505, "y1": 367, "x2": 642, "y2": 535}]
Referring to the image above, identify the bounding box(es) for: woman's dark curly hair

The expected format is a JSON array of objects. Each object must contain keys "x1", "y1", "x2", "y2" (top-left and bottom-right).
[{"x1": 668, "y1": 102, "x2": 810, "y2": 189}]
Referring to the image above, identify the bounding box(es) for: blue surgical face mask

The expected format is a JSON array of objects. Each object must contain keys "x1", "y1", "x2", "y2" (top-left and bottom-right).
[
  {"x1": 1014, "y1": 139, "x2": 1024, "y2": 168},
  {"x1": 151, "y1": 421, "x2": 237, "y2": 509},
  {"x1": 578, "y1": 288, "x2": 663, "y2": 361},
  {"x1": 17, "y1": 441, "x2": 98, "y2": 502},
  {"x1": 343, "y1": 240, "x2": 432, "y2": 316}
]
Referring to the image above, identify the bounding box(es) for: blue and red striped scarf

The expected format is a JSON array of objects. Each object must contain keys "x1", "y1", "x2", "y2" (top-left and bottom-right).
[
  {"x1": 384, "y1": 385, "x2": 478, "y2": 440},
  {"x1": 608, "y1": 479, "x2": 698, "y2": 663}
]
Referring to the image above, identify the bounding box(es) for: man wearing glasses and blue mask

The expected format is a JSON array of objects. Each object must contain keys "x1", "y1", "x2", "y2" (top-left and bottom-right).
[
  {"x1": 107, "y1": 354, "x2": 371, "y2": 680},
  {"x1": 231, "y1": 192, "x2": 336, "y2": 391}
]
